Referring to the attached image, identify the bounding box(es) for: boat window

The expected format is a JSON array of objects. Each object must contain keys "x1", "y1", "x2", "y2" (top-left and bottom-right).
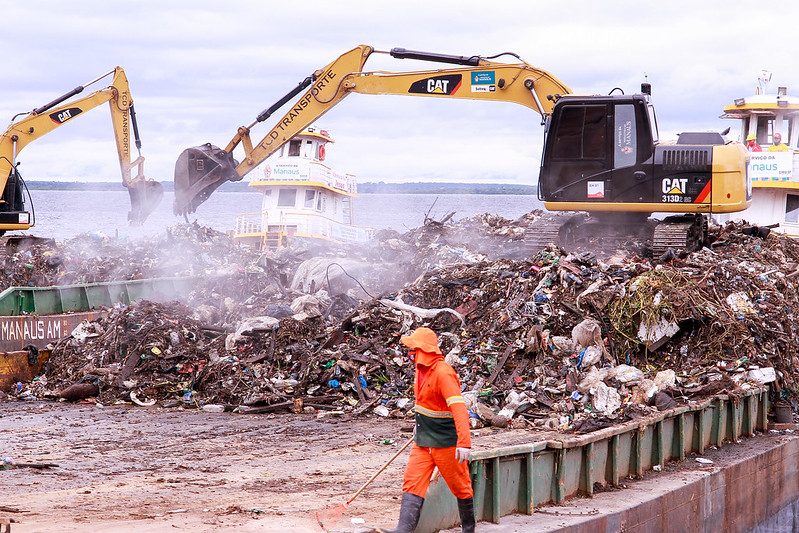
[
  {"x1": 756, "y1": 117, "x2": 792, "y2": 145},
  {"x1": 786, "y1": 194, "x2": 799, "y2": 223},
  {"x1": 288, "y1": 140, "x2": 302, "y2": 157},
  {"x1": 304, "y1": 190, "x2": 316, "y2": 208},
  {"x1": 756, "y1": 119, "x2": 772, "y2": 144},
  {"x1": 277, "y1": 189, "x2": 297, "y2": 207},
  {"x1": 304, "y1": 140, "x2": 314, "y2": 158}
]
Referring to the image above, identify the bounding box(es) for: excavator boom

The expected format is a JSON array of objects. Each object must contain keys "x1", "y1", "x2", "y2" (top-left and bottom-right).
[{"x1": 0, "y1": 67, "x2": 163, "y2": 228}]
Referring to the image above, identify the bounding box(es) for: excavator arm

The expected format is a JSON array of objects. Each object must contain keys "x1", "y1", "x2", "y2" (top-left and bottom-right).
[
  {"x1": 173, "y1": 44, "x2": 571, "y2": 216},
  {"x1": 1, "y1": 67, "x2": 163, "y2": 226}
]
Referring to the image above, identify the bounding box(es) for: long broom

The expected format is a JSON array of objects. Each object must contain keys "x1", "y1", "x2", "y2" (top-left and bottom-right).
[{"x1": 316, "y1": 435, "x2": 415, "y2": 532}]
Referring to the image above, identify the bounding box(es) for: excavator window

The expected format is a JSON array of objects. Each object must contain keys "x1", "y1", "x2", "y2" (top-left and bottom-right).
[
  {"x1": 550, "y1": 105, "x2": 607, "y2": 160},
  {"x1": 614, "y1": 104, "x2": 637, "y2": 169},
  {"x1": 1, "y1": 167, "x2": 25, "y2": 215},
  {"x1": 647, "y1": 104, "x2": 659, "y2": 143}
]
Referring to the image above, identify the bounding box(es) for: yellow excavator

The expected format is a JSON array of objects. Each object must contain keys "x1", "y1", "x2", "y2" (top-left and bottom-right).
[
  {"x1": 1, "y1": 67, "x2": 163, "y2": 230},
  {"x1": 173, "y1": 45, "x2": 750, "y2": 254}
]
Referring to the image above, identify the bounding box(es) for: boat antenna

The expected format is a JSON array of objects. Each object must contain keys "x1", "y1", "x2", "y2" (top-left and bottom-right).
[{"x1": 757, "y1": 70, "x2": 772, "y2": 95}]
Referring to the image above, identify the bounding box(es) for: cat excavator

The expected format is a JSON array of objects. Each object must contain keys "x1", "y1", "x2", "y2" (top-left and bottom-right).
[
  {"x1": 173, "y1": 45, "x2": 750, "y2": 255},
  {"x1": 0, "y1": 66, "x2": 163, "y2": 231}
]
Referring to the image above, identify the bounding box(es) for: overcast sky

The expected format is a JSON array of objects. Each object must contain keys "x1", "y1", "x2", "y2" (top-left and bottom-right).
[{"x1": 2, "y1": 0, "x2": 797, "y2": 186}]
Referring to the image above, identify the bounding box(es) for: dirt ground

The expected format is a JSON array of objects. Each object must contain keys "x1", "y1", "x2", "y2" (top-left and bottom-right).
[
  {"x1": 0, "y1": 400, "x2": 560, "y2": 533},
  {"x1": 2, "y1": 400, "x2": 794, "y2": 532}
]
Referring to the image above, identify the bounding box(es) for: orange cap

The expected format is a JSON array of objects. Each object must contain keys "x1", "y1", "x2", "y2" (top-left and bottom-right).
[{"x1": 400, "y1": 327, "x2": 442, "y2": 355}]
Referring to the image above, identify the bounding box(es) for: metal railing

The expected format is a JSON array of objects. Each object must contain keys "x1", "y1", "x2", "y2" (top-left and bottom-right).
[{"x1": 233, "y1": 211, "x2": 374, "y2": 250}]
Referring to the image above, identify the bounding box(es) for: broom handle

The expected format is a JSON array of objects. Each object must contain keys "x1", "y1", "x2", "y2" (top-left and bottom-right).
[{"x1": 347, "y1": 435, "x2": 415, "y2": 505}]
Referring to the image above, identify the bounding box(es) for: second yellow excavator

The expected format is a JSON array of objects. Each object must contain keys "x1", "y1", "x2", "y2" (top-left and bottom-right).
[
  {"x1": 173, "y1": 45, "x2": 750, "y2": 254},
  {"x1": 0, "y1": 66, "x2": 163, "y2": 230}
]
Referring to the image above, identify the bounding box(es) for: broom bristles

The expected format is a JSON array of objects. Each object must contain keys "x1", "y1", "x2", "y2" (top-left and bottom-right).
[{"x1": 315, "y1": 502, "x2": 348, "y2": 532}]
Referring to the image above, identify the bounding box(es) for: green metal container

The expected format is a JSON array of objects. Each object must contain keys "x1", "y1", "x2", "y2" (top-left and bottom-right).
[
  {"x1": 0, "y1": 276, "x2": 197, "y2": 316},
  {"x1": 417, "y1": 388, "x2": 768, "y2": 532}
]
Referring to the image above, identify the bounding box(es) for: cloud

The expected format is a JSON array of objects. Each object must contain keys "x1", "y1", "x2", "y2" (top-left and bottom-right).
[{"x1": 3, "y1": 0, "x2": 799, "y2": 184}]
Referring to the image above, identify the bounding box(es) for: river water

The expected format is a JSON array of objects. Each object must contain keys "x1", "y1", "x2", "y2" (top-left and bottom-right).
[{"x1": 23, "y1": 190, "x2": 544, "y2": 242}]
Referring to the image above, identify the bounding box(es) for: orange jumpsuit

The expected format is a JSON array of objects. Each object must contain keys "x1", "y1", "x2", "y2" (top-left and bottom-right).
[{"x1": 402, "y1": 348, "x2": 473, "y2": 499}]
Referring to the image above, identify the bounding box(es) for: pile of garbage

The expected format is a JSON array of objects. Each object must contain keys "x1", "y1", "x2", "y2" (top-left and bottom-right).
[{"x1": 6, "y1": 213, "x2": 798, "y2": 433}]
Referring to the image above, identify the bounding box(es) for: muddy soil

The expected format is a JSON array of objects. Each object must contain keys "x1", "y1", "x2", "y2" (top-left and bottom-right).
[
  {"x1": 2, "y1": 401, "x2": 792, "y2": 533},
  {"x1": 0, "y1": 401, "x2": 559, "y2": 533}
]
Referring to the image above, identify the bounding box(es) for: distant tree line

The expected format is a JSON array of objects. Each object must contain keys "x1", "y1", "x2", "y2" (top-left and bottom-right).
[{"x1": 358, "y1": 182, "x2": 537, "y2": 194}]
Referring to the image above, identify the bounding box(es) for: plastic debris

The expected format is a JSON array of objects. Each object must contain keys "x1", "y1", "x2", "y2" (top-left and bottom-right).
[{"x1": 0, "y1": 215, "x2": 794, "y2": 434}]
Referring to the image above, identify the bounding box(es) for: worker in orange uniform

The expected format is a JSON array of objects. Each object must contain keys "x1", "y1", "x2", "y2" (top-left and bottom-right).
[
  {"x1": 375, "y1": 327, "x2": 474, "y2": 533},
  {"x1": 746, "y1": 133, "x2": 762, "y2": 152}
]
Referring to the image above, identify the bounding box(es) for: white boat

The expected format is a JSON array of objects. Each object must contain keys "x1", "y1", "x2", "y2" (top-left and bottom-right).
[
  {"x1": 233, "y1": 127, "x2": 374, "y2": 249},
  {"x1": 719, "y1": 71, "x2": 799, "y2": 235}
]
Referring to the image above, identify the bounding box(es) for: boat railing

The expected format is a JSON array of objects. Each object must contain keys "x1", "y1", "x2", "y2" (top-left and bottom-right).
[
  {"x1": 234, "y1": 213, "x2": 265, "y2": 234},
  {"x1": 233, "y1": 211, "x2": 374, "y2": 247},
  {"x1": 279, "y1": 211, "x2": 375, "y2": 242}
]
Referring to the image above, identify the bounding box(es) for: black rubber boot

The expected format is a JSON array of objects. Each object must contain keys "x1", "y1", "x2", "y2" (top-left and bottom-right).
[
  {"x1": 373, "y1": 492, "x2": 424, "y2": 533},
  {"x1": 457, "y1": 496, "x2": 476, "y2": 533}
]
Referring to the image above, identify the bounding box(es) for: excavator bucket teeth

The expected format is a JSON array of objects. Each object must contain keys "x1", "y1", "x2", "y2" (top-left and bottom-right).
[
  {"x1": 127, "y1": 179, "x2": 164, "y2": 225},
  {"x1": 173, "y1": 144, "x2": 241, "y2": 217}
]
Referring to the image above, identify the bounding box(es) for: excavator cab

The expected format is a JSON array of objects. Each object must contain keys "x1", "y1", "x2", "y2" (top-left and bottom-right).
[
  {"x1": 540, "y1": 90, "x2": 749, "y2": 215},
  {"x1": 539, "y1": 94, "x2": 657, "y2": 207},
  {"x1": 537, "y1": 88, "x2": 750, "y2": 253},
  {"x1": 173, "y1": 144, "x2": 240, "y2": 217},
  {"x1": 0, "y1": 165, "x2": 32, "y2": 235}
]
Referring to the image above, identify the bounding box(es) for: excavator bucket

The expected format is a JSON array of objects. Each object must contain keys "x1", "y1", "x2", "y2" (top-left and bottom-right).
[
  {"x1": 173, "y1": 144, "x2": 241, "y2": 217},
  {"x1": 126, "y1": 178, "x2": 164, "y2": 225}
]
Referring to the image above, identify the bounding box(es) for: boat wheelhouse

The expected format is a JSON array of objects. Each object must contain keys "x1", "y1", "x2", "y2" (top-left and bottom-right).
[
  {"x1": 233, "y1": 127, "x2": 374, "y2": 249},
  {"x1": 720, "y1": 71, "x2": 799, "y2": 235}
]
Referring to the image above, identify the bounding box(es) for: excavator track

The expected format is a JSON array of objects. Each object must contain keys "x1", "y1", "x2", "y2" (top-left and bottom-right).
[
  {"x1": 516, "y1": 213, "x2": 708, "y2": 260},
  {"x1": 522, "y1": 225, "x2": 562, "y2": 255},
  {"x1": 651, "y1": 215, "x2": 708, "y2": 257}
]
